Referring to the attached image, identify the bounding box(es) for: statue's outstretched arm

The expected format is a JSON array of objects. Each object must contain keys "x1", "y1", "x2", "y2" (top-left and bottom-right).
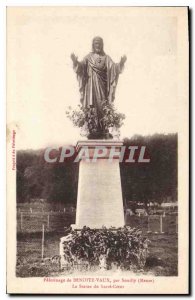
[
  {"x1": 71, "y1": 53, "x2": 87, "y2": 74},
  {"x1": 119, "y1": 55, "x2": 127, "y2": 70},
  {"x1": 70, "y1": 53, "x2": 79, "y2": 67}
]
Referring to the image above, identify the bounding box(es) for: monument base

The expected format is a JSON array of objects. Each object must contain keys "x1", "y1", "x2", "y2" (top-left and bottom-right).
[
  {"x1": 60, "y1": 140, "x2": 125, "y2": 268},
  {"x1": 72, "y1": 140, "x2": 125, "y2": 229}
]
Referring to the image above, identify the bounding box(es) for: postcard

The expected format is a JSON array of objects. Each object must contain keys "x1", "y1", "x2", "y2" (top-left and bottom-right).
[{"x1": 7, "y1": 6, "x2": 189, "y2": 294}]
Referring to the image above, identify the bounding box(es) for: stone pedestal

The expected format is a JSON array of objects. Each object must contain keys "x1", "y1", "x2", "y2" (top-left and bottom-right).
[{"x1": 72, "y1": 140, "x2": 125, "y2": 229}]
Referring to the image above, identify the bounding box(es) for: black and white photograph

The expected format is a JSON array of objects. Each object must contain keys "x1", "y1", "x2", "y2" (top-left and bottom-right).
[{"x1": 6, "y1": 6, "x2": 189, "y2": 294}]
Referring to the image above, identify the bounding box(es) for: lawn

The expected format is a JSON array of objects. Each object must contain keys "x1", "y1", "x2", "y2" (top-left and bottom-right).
[{"x1": 16, "y1": 215, "x2": 178, "y2": 277}]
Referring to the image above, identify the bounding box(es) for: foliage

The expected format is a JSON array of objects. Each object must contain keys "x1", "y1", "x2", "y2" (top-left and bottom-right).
[
  {"x1": 65, "y1": 100, "x2": 125, "y2": 137},
  {"x1": 17, "y1": 134, "x2": 177, "y2": 206},
  {"x1": 62, "y1": 226, "x2": 149, "y2": 270},
  {"x1": 16, "y1": 149, "x2": 78, "y2": 205},
  {"x1": 121, "y1": 133, "x2": 178, "y2": 207}
]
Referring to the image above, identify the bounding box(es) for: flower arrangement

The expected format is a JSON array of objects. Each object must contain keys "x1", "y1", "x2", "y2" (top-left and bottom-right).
[
  {"x1": 66, "y1": 100, "x2": 125, "y2": 139},
  {"x1": 62, "y1": 226, "x2": 149, "y2": 271}
]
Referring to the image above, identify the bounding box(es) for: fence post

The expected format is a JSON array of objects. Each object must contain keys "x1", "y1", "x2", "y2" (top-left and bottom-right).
[
  {"x1": 160, "y1": 215, "x2": 164, "y2": 234},
  {"x1": 20, "y1": 212, "x2": 23, "y2": 231},
  {"x1": 176, "y1": 216, "x2": 178, "y2": 233},
  {"x1": 41, "y1": 224, "x2": 45, "y2": 260},
  {"x1": 147, "y1": 216, "x2": 150, "y2": 233},
  {"x1": 47, "y1": 214, "x2": 50, "y2": 229}
]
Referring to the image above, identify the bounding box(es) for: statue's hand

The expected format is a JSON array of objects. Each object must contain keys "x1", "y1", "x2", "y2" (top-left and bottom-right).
[
  {"x1": 70, "y1": 53, "x2": 78, "y2": 65},
  {"x1": 120, "y1": 55, "x2": 127, "y2": 66}
]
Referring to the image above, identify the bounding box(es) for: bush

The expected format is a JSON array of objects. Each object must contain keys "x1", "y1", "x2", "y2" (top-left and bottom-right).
[
  {"x1": 62, "y1": 226, "x2": 149, "y2": 271},
  {"x1": 66, "y1": 100, "x2": 125, "y2": 138}
]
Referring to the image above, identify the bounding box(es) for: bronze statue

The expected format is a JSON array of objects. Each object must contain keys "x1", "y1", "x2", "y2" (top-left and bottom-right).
[{"x1": 71, "y1": 37, "x2": 127, "y2": 138}]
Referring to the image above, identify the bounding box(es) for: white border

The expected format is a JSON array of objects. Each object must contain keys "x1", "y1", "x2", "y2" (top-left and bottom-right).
[{"x1": 1, "y1": 1, "x2": 193, "y2": 299}]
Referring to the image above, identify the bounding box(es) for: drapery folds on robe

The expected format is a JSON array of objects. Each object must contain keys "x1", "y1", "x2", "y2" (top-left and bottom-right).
[
  {"x1": 74, "y1": 52, "x2": 123, "y2": 106},
  {"x1": 73, "y1": 52, "x2": 124, "y2": 134}
]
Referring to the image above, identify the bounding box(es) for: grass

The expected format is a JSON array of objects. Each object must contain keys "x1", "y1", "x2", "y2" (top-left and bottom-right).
[
  {"x1": 145, "y1": 233, "x2": 178, "y2": 276},
  {"x1": 16, "y1": 214, "x2": 178, "y2": 277},
  {"x1": 16, "y1": 232, "x2": 62, "y2": 277}
]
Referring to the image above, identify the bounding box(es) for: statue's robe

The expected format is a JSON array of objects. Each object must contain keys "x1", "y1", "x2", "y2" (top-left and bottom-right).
[{"x1": 74, "y1": 52, "x2": 123, "y2": 110}]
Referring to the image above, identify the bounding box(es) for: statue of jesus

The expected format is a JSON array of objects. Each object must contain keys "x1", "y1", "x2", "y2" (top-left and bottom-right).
[{"x1": 71, "y1": 36, "x2": 127, "y2": 137}]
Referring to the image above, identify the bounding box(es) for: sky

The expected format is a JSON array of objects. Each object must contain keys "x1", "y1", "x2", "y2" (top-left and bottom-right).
[{"x1": 7, "y1": 7, "x2": 188, "y2": 149}]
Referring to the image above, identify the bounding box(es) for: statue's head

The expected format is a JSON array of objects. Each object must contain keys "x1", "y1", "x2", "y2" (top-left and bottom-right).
[{"x1": 92, "y1": 36, "x2": 104, "y2": 54}]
